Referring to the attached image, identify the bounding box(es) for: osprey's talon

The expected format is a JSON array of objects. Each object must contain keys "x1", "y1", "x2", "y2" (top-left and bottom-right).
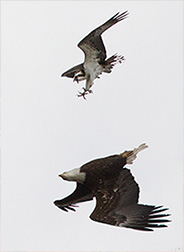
[
  {"x1": 77, "y1": 90, "x2": 88, "y2": 99},
  {"x1": 61, "y1": 12, "x2": 129, "y2": 96},
  {"x1": 73, "y1": 79, "x2": 79, "y2": 84},
  {"x1": 77, "y1": 87, "x2": 93, "y2": 99}
]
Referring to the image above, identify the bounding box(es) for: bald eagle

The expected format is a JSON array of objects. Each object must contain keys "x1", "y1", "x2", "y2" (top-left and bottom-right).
[
  {"x1": 54, "y1": 144, "x2": 170, "y2": 231},
  {"x1": 61, "y1": 11, "x2": 128, "y2": 99}
]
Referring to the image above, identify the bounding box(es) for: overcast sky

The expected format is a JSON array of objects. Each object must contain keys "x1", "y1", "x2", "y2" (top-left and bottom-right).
[{"x1": 1, "y1": 1, "x2": 183, "y2": 251}]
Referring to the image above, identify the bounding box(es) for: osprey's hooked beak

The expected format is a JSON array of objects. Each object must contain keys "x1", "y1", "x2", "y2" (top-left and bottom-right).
[{"x1": 58, "y1": 173, "x2": 67, "y2": 180}]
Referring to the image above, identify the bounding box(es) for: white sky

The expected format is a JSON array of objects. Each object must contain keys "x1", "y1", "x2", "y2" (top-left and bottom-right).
[{"x1": 1, "y1": 1, "x2": 183, "y2": 251}]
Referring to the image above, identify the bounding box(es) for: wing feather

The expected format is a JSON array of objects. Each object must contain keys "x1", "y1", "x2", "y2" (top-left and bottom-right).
[
  {"x1": 93, "y1": 11, "x2": 129, "y2": 36},
  {"x1": 90, "y1": 169, "x2": 170, "y2": 231},
  {"x1": 78, "y1": 11, "x2": 129, "y2": 63},
  {"x1": 54, "y1": 183, "x2": 94, "y2": 212},
  {"x1": 61, "y1": 63, "x2": 84, "y2": 78}
]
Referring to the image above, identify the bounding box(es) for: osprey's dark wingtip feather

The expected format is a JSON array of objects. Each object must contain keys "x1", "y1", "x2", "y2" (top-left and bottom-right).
[
  {"x1": 112, "y1": 11, "x2": 129, "y2": 22},
  {"x1": 97, "y1": 11, "x2": 129, "y2": 35}
]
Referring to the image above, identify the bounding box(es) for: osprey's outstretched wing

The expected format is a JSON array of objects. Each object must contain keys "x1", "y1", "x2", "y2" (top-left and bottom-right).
[
  {"x1": 90, "y1": 168, "x2": 170, "y2": 231},
  {"x1": 78, "y1": 11, "x2": 129, "y2": 63},
  {"x1": 54, "y1": 183, "x2": 94, "y2": 212},
  {"x1": 61, "y1": 63, "x2": 84, "y2": 78}
]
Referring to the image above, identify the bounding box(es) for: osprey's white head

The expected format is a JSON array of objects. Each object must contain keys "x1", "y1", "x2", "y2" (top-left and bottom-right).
[{"x1": 59, "y1": 168, "x2": 86, "y2": 184}]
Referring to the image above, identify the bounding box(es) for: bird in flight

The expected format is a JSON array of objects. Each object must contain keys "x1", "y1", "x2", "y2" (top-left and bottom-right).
[
  {"x1": 54, "y1": 143, "x2": 171, "y2": 231},
  {"x1": 61, "y1": 11, "x2": 128, "y2": 99}
]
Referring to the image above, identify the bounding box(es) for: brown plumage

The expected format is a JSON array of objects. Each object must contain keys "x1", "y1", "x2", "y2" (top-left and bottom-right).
[
  {"x1": 54, "y1": 144, "x2": 171, "y2": 231},
  {"x1": 61, "y1": 11, "x2": 128, "y2": 98}
]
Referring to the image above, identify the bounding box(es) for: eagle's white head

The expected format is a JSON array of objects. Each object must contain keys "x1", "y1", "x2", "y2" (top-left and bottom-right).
[{"x1": 59, "y1": 168, "x2": 86, "y2": 184}]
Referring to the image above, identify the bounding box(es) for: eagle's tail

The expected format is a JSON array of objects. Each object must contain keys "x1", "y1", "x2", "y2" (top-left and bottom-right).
[
  {"x1": 120, "y1": 143, "x2": 148, "y2": 164},
  {"x1": 103, "y1": 54, "x2": 124, "y2": 73}
]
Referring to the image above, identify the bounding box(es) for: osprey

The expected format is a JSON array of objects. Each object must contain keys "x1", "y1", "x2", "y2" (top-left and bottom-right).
[
  {"x1": 61, "y1": 11, "x2": 128, "y2": 99},
  {"x1": 54, "y1": 144, "x2": 170, "y2": 231}
]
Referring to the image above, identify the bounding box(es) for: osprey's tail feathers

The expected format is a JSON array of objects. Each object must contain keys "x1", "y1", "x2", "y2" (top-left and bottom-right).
[
  {"x1": 115, "y1": 205, "x2": 171, "y2": 231},
  {"x1": 95, "y1": 11, "x2": 129, "y2": 36},
  {"x1": 103, "y1": 54, "x2": 124, "y2": 73},
  {"x1": 120, "y1": 143, "x2": 148, "y2": 164}
]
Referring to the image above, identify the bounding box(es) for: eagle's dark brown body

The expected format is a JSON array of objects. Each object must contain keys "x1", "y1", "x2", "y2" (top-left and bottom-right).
[
  {"x1": 54, "y1": 144, "x2": 171, "y2": 231},
  {"x1": 81, "y1": 155, "x2": 125, "y2": 191}
]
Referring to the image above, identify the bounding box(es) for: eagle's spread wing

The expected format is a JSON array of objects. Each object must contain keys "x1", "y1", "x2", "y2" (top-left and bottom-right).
[
  {"x1": 78, "y1": 11, "x2": 128, "y2": 63},
  {"x1": 90, "y1": 168, "x2": 170, "y2": 231},
  {"x1": 61, "y1": 63, "x2": 84, "y2": 78},
  {"x1": 54, "y1": 183, "x2": 94, "y2": 212}
]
